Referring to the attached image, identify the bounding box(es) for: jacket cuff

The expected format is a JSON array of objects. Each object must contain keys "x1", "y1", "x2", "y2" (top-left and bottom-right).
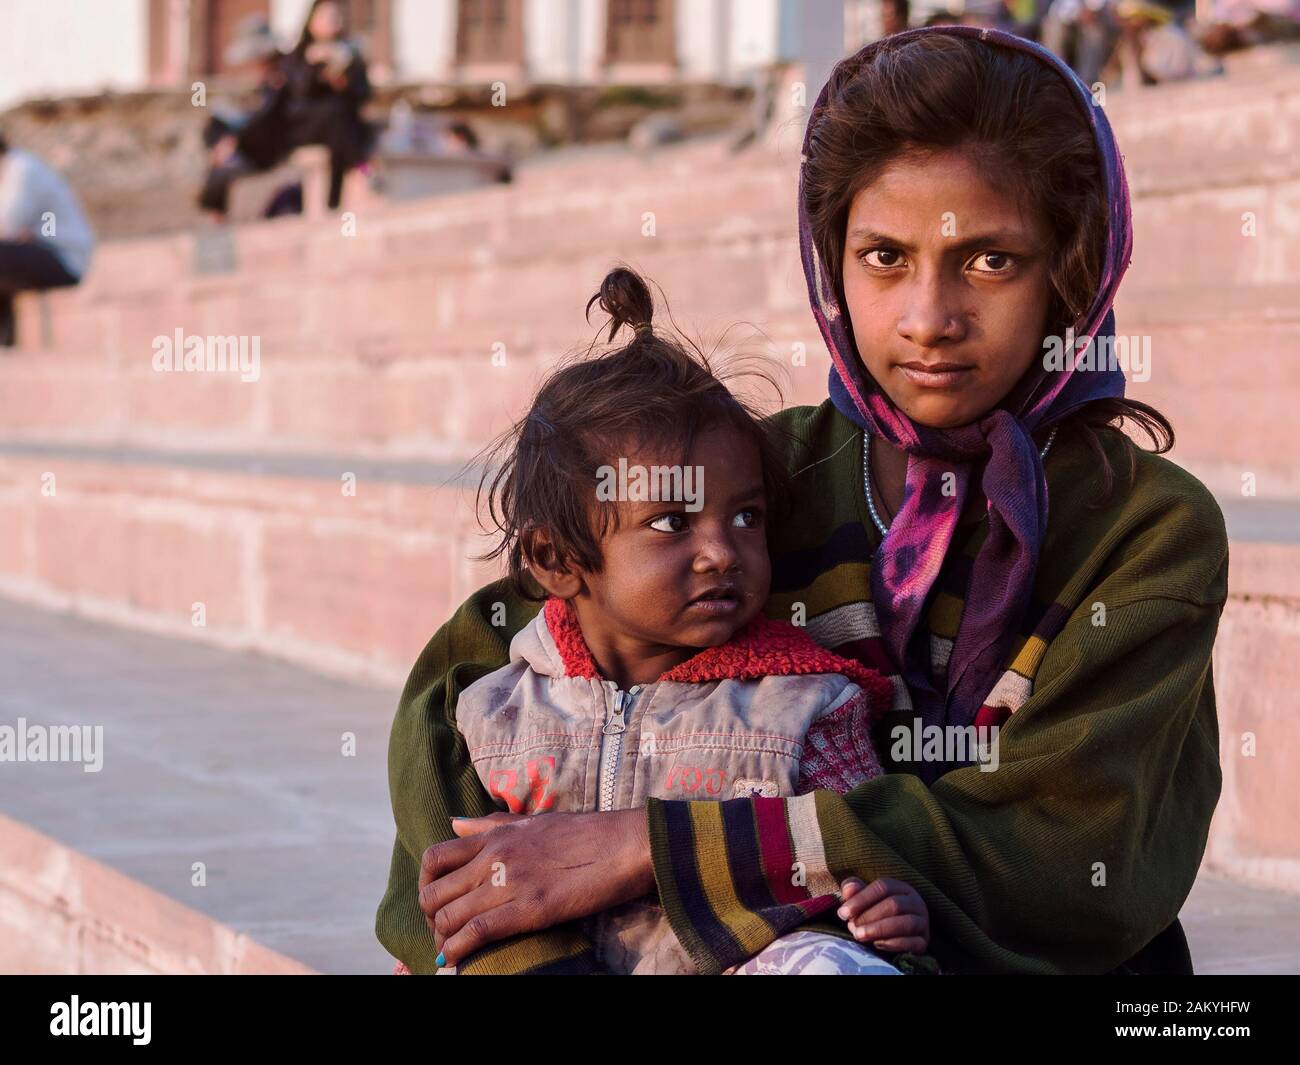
[
  {"x1": 456, "y1": 924, "x2": 606, "y2": 975},
  {"x1": 646, "y1": 794, "x2": 841, "y2": 975}
]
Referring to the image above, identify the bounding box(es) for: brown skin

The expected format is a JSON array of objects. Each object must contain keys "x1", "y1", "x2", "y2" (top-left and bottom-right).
[
  {"x1": 843, "y1": 147, "x2": 1054, "y2": 516},
  {"x1": 838, "y1": 877, "x2": 929, "y2": 953},
  {"x1": 422, "y1": 808, "x2": 655, "y2": 965},
  {"x1": 421, "y1": 148, "x2": 1054, "y2": 967}
]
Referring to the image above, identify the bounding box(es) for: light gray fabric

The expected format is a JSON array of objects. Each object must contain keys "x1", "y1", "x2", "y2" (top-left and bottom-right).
[
  {"x1": 0, "y1": 149, "x2": 95, "y2": 278},
  {"x1": 729, "y1": 930, "x2": 903, "y2": 975}
]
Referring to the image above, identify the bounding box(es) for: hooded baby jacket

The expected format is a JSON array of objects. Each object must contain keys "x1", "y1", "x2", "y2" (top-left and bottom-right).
[{"x1": 453, "y1": 596, "x2": 894, "y2": 973}]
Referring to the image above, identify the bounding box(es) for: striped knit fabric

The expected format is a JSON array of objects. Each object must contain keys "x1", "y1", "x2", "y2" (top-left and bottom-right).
[
  {"x1": 454, "y1": 925, "x2": 605, "y2": 975},
  {"x1": 761, "y1": 414, "x2": 1072, "y2": 743},
  {"x1": 763, "y1": 459, "x2": 1067, "y2": 741}
]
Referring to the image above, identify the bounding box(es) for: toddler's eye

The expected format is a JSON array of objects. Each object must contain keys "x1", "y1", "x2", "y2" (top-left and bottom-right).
[
  {"x1": 862, "y1": 248, "x2": 904, "y2": 269},
  {"x1": 970, "y1": 252, "x2": 1015, "y2": 273},
  {"x1": 649, "y1": 513, "x2": 687, "y2": 533},
  {"x1": 733, "y1": 508, "x2": 762, "y2": 529}
]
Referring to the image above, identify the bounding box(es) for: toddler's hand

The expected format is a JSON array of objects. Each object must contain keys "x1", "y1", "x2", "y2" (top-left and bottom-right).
[{"x1": 836, "y1": 877, "x2": 929, "y2": 954}]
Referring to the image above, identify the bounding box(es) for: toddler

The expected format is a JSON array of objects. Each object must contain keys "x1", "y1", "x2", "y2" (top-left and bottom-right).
[{"x1": 450, "y1": 266, "x2": 929, "y2": 974}]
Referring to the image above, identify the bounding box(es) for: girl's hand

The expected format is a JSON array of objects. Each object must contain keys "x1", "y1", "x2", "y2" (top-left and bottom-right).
[
  {"x1": 418, "y1": 808, "x2": 656, "y2": 967},
  {"x1": 837, "y1": 877, "x2": 930, "y2": 954}
]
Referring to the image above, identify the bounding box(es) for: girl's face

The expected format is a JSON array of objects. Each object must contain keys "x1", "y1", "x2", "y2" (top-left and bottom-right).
[
  {"x1": 574, "y1": 425, "x2": 771, "y2": 658},
  {"x1": 841, "y1": 147, "x2": 1054, "y2": 429}
]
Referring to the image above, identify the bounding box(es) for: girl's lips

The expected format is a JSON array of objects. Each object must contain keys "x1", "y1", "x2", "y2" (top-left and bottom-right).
[{"x1": 897, "y1": 364, "x2": 974, "y2": 389}]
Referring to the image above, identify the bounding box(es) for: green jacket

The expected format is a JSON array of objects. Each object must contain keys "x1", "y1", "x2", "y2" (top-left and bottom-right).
[{"x1": 376, "y1": 401, "x2": 1228, "y2": 974}]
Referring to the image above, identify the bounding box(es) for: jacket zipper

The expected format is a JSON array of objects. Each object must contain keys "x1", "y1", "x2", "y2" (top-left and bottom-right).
[{"x1": 598, "y1": 683, "x2": 641, "y2": 811}]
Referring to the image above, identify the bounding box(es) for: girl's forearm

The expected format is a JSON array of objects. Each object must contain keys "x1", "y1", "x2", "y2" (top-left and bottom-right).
[{"x1": 624, "y1": 807, "x2": 656, "y2": 898}]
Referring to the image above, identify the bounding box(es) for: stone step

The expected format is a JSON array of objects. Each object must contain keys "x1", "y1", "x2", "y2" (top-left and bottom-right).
[
  {"x1": 3, "y1": 305, "x2": 1293, "y2": 498},
  {"x1": 1104, "y1": 61, "x2": 1300, "y2": 197},
  {"x1": 0, "y1": 451, "x2": 492, "y2": 685},
  {"x1": 12, "y1": 62, "x2": 1300, "y2": 361},
  {"x1": 2, "y1": 441, "x2": 1298, "y2": 693}
]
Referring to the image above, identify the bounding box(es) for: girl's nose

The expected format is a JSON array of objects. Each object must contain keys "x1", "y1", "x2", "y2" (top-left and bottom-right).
[{"x1": 896, "y1": 274, "x2": 967, "y2": 348}]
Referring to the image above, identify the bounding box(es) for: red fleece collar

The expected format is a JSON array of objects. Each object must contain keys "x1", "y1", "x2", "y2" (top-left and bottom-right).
[{"x1": 541, "y1": 597, "x2": 894, "y2": 710}]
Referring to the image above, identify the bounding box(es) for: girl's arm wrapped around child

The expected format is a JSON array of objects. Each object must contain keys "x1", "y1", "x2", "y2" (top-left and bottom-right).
[{"x1": 376, "y1": 584, "x2": 606, "y2": 975}]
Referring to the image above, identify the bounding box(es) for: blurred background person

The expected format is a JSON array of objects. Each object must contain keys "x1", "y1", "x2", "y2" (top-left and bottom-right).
[
  {"x1": 1043, "y1": 0, "x2": 1122, "y2": 83},
  {"x1": 999, "y1": 0, "x2": 1051, "y2": 36},
  {"x1": 0, "y1": 133, "x2": 93, "y2": 347},
  {"x1": 198, "y1": 1, "x2": 373, "y2": 221},
  {"x1": 198, "y1": 15, "x2": 292, "y2": 221},
  {"x1": 281, "y1": 0, "x2": 375, "y2": 210},
  {"x1": 883, "y1": 0, "x2": 913, "y2": 33},
  {"x1": 1198, "y1": 0, "x2": 1300, "y2": 53},
  {"x1": 1115, "y1": 1, "x2": 1222, "y2": 85}
]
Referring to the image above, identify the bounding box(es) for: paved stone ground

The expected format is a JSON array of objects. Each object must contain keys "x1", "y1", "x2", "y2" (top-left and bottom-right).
[
  {"x1": 1, "y1": 595, "x2": 1297, "y2": 975},
  {"x1": 0, "y1": 596, "x2": 397, "y2": 974},
  {"x1": 1183, "y1": 874, "x2": 1300, "y2": 975}
]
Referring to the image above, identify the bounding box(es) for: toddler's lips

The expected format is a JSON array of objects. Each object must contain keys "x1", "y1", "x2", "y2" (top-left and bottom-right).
[{"x1": 686, "y1": 590, "x2": 742, "y2": 616}]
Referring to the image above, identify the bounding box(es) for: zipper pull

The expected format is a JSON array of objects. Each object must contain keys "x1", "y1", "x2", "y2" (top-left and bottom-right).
[{"x1": 602, "y1": 689, "x2": 627, "y2": 736}]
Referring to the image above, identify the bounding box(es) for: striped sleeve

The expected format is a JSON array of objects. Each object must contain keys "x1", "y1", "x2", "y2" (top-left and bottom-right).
[
  {"x1": 647, "y1": 593, "x2": 1227, "y2": 975},
  {"x1": 645, "y1": 793, "x2": 843, "y2": 975}
]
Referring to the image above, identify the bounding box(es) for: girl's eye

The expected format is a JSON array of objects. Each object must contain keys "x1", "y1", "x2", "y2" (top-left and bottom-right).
[
  {"x1": 733, "y1": 508, "x2": 762, "y2": 529},
  {"x1": 969, "y1": 252, "x2": 1015, "y2": 274},
  {"x1": 649, "y1": 513, "x2": 687, "y2": 533},
  {"x1": 861, "y1": 248, "x2": 905, "y2": 269}
]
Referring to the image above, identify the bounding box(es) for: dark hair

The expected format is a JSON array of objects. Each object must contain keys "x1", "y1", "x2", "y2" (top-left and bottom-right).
[
  {"x1": 475, "y1": 266, "x2": 789, "y2": 600},
  {"x1": 802, "y1": 33, "x2": 1173, "y2": 505}
]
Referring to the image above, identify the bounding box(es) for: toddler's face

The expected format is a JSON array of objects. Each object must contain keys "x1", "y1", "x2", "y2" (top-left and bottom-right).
[
  {"x1": 840, "y1": 146, "x2": 1054, "y2": 429},
  {"x1": 577, "y1": 425, "x2": 771, "y2": 654}
]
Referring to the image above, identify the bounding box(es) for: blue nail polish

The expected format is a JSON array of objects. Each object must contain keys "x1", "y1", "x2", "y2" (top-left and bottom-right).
[
  {"x1": 435, "y1": 951, "x2": 445, "y2": 967},
  {"x1": 451, "y1": 816, "x2": 466, "y2": 821}
]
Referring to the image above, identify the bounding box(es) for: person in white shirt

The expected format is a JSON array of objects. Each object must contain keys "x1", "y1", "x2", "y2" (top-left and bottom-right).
[{"x1": 0, "y1": 135, "x2": 95, "y2": 346}]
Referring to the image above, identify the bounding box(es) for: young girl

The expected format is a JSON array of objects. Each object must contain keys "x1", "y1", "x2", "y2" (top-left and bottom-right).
[
  {"x1": 406, "y1": 266, "x2": 930, "y2": 975},
  {"x1": 381, "y1": 26, "x2": 1227, "y2": 976}
]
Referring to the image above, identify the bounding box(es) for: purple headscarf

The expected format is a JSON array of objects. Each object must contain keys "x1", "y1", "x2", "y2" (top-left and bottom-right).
[{"x1": 800, "y1": 25, "x2": 1132, "y2": 732}]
